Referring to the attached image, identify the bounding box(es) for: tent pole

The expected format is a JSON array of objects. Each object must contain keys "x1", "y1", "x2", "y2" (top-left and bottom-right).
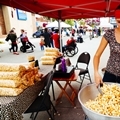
[
  {"x1": 58, "y1": 19, "x2": 62, "y2": 52},
  {"x1": 58, "y1": 10, "x2": 62, "y2": 52}
]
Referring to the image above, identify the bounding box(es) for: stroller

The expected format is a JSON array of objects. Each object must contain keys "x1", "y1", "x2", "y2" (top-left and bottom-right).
[{"x1": 20, "y1": 41, "x2": 35, "y2": 52}]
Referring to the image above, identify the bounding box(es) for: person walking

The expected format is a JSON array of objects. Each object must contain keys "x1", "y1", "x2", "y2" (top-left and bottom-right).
[
  {"x1": 8, "y1": 27, "x2": 16, "y2": 52},
  {"x1": 93, "y1": 5, "x2": 120, "y2": 87},
  {"x1": 5, "y1": 30, "x2": 19, "y2": 55},
  {"x1": 19, "y1": 29, "x2": 27, "y2": 53},
  {"x1": 52, "y1": 29, "x2": 60, "y2": 50}
]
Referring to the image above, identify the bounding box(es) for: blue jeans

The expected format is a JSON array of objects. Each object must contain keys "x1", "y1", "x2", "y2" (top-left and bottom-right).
[
  {"x1": 103, "y1": 71, "x2": 120, "y2": 83},
  {"x1": 40, "y1": 45, "x2": 44, "y2": 50},
  {"x1": 50, "y1": 39, "x2": 54, "y2": 48}
]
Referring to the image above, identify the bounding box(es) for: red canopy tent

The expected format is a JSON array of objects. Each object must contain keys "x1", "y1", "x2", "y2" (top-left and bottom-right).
[
  {"x1": 0, "y1": 0, "x2": 119, "y2": 51},
  {"x1": 0, "y1": 0, "x2": 119, "y2": 19}
]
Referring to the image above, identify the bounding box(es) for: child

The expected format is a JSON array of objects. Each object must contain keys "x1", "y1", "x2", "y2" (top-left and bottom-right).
[{"x1": 39, "y1": 36, "x2": 45, "y2": 50}]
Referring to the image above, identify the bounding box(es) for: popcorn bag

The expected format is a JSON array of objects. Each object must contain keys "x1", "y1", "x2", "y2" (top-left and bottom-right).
[
  {"x1": 0, "y1": 63, "x2": 43, "y2": 96},
  {"x1": 40, "y1": 48, "x2": 63, "y2": 65}
]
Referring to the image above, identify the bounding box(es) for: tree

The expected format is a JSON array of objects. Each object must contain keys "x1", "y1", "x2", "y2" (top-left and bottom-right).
[
  {"x1": 65, "y1": 19, "x2": 74, "y2": 26},
  {"x1": 78, "y1": 19, "x2": 86, "y2": 26},
  {"x1": 85, "y1": 18, "x2": 100, "y2": 28}
]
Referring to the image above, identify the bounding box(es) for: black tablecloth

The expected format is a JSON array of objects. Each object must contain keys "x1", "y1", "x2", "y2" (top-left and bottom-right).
[{"x1": 0, "y1": 64, "x2": 53, "y2": 120}]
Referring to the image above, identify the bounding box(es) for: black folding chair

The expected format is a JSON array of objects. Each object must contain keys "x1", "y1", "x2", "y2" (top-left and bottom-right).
[
  {"x1": 53, "y1": 56, "x2": 63, "y2": 69},
  {"x1": 75, "y1": 52, "x2": 92, "y2": 90},
  {"x1": 24, "y1": 70, "x2": 57, "y2": 120},
  {"x1": 51, "y1": 56, "x2": 63, "y2": 100}
]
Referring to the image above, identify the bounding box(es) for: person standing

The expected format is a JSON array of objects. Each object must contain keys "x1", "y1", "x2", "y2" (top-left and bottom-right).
[
  {"x1": 39, "y1": 36, "x2": 45, "y2": 50},
  {"x1": 42, "y1": 28, "x2": 51, "y2": 47},
  {"x1": 48, "y1": 29, "x2": 54, "y2": 48},
  {"x1": 93, "y1": 5, "x2": 120, "y2": 87},
  {"x1": 5, "y1": 30, "x2": 19, "y2": 55},
  {"x1": 52, "y1": 29, "x2": 60, "y2": 49},
  {"x1": 71, "y1": 29, "x2": 75, "y2": 36},
  {"x1": 97, "y1": 27, "x2": 101, "y2": 36}
]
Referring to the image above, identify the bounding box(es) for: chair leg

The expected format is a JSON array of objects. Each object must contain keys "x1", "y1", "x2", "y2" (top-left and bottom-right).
[
  {"x1": 30, "y1": 112, "x2": 33, "y2": 118},
  {"x1": 33, "y1": 112, "x2": 39, "y2": 120},
  {"x1": 79, "y1": 74, "x2": 85, "y2": 90},
  {"x1": 46, "y1": 110, "x2": 54, "y2": 120},
  {"x1": 88, "y1": 72, "x2": 92, "y2": 83},
  {"x1": 30, "y1": 112, "x2": 35, "y2": 120},
  {"x1": 51, "y1": 81, "x2": 55, "y2": 100},
  {"x1": 50, "y1": 101, "x2": 57, "y2": 113}
]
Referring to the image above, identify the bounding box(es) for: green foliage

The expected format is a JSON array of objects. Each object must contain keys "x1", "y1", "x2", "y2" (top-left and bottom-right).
[
  {"x1": 78, "y1": 19, "x2": 86, "y2": 26},
  {"x1": 65, "y1": 19, "x2": 74, "y2": 26}
]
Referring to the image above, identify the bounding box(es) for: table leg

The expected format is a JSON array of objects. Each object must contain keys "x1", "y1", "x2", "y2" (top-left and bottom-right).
[
  {"x1": 67, "y1": 82, "x2": 77, "y2": 95},
  {"x1": 55, "y1": 81, "x2": 68, "y2": 103},
  {"x1": 67, "y1": 82, "x2": 77, "y2": 101},
  {"x1": 55, "y1": 81, "x2": 77, "y2": 106}
]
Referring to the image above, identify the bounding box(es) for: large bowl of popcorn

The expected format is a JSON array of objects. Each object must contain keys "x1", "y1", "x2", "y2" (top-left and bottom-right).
[{"x1": 78, "y1": 83, "x2": 120, "y2": 120}]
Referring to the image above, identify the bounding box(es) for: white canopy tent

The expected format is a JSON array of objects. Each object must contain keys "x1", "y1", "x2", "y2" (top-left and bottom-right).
[
  {"x1": 46, "y1": 21, "x2": 71, "y2": 28},
  {"x1": 98, "y1": 23, "x2": 113, "y2": 28},
  {"x1": 98, "y1": 17, "x2": 113, "y2": 28}
]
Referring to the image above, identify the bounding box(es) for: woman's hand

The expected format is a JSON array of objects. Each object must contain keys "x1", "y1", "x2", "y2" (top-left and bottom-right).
[{"x1": 94, "y1": 72, "x2": 103, "y2": 87}]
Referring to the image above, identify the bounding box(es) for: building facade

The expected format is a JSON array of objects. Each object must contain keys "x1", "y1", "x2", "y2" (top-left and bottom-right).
[{"x1": 0, "y1": 5, "x2": 37, "y2": 37}]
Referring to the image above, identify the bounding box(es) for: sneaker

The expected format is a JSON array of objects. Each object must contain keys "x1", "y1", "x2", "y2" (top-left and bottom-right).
[
  {"x1": 13, "y1": 52, "x2": 19, "y2": 55},
  {"x1": 16, "y1": 52, "x2": 19, "y2": 55}
]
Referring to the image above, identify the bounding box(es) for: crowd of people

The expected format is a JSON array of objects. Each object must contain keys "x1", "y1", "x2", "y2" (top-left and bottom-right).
[
  {"x1": 39, "y1": 28, "x2": 78, "y2": 52},
  {"x1": 0, "y1": 25, "x2": 99, "y2": 57},
  {"x1": 39, "y1": 28, "x2": 60, "y2": 50},
  {"x1": 0, "y1": 27, "x2": 61, "y2": 56}
]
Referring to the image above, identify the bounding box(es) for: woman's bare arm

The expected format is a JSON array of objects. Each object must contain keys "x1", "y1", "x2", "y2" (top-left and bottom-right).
[{"x1": 93, "y1": 36, "x2": 108, "y2": 86}]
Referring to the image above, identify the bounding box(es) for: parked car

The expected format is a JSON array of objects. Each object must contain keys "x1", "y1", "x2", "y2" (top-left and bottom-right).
[{"x1": 32, "y1": 30, "x2": 43, "y2": 38}]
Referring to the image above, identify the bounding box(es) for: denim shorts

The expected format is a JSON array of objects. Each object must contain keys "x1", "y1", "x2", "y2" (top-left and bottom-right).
[{"x1": 103, "y1": 71, "x2": 120, "y2": 83}]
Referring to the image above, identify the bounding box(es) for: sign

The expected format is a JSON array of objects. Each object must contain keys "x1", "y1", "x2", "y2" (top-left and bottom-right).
[{"x1": 16, "y1": 9, "x2": 27, "y2": 20}]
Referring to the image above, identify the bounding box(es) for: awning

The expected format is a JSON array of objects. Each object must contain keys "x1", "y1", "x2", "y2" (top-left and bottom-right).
[{"x1": 0, "y1": 0, "x2": 119, "y2": 19}]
